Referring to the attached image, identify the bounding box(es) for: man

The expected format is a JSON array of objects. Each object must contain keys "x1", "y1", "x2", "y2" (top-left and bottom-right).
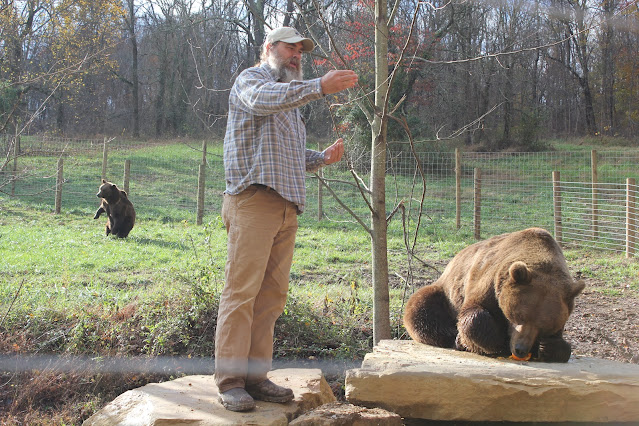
[{"x1": 215, "y1": 26, "x2": 358, "y2": 412}]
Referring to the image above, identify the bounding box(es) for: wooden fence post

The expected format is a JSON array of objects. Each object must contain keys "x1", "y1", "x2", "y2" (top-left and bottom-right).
[
  {"x1": 55, "y1": 158, "x2": 63, "y2": 214},
  {"x1": 474, "y1": 167, "x2": 481, "y2": 240},
  {"x1": 552, "y1": 171, "x2": 562, "y2": 245},
  {"x1": 627, "y1": 178, "x2": 637, "y2": 258},
  {"x1": 317, "y1": 141, "x2": 323, "y2": 221},
  {"x1": 455, "y1": 148, "x2": 461, "y2": 229},
  {"x1": 196, "y1": 139, "x2": 207, "y2": 225},
  {"x1": 123, "y1": 159, "x2": 131, "y2": 194},
  {"x1": 591, "y1": 149, "x2": 598, "y2": 239},
  {"x1": 101, "y1": 137, "x2": 108, "y2": 180},
  {"x1": 11, "y1": 136, "x2": 18, "y2": 196}
]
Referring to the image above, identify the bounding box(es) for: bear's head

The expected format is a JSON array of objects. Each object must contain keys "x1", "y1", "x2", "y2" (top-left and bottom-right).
[
  {"x1": 497, "y1": 261, "x2": 585, "y2": 361},
  {"x1": 96, "y1": 179, "x2": 121, "y2": 203}
]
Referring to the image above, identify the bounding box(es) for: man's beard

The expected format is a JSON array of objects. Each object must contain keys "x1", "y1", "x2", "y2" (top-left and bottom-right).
[{"x1": 267, "y1": 49, "x2": 303, "y2": 82}]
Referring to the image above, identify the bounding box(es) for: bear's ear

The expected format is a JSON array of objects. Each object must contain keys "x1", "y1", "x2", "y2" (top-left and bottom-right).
[
  {"x1": 509, "y1": 261, "x2": 531, "y2": 285},
  {"x1": 571, "y1": 279, "x2": 585, "y2": 298},
  {"x1": 102, "y1": 179, "x2": 107, "y2": 184}
]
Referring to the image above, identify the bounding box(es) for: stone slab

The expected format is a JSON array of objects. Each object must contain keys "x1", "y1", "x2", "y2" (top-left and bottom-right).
[
  {"x1": 289, "y1": 402, "x2": 403, "y2": 425},
  {"x1": 83, "y1": 368, "x2": 336, "y2": 425},
  {"x1": 345, "y1": 340, "x2": 639, "y2": 423}
]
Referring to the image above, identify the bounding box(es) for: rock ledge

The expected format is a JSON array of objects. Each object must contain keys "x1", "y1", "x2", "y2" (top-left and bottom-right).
[
  {"x1": 345, "y1": 340, "x2": 639, "y2": 422},
  {"x1": 83, "y1": 368, "x2": 335, "y2": 425}
]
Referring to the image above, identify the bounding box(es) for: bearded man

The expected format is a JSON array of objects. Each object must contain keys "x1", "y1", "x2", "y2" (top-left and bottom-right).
[{"x1": 215, "y1": 27, "x2": 358, "y2": 412}]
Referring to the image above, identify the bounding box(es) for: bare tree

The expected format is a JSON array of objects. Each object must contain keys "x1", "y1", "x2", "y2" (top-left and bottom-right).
[
  {"x1": 0, "y1": 0, "x2": 53, "y2": 135},
  {"x1": 599, "y1": 0, "x2": 619, "y2": 136},
  {"x1": 123, "y1": 0, "x2": 141, "y2": 137},
  {"x1": 547, "y1": 0, "x2": 598, "y2": 135}
]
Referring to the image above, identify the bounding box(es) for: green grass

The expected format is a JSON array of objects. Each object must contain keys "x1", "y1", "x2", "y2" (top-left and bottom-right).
[{"x1": 0, "y1": 193, "x2": 462, "y2": 368}]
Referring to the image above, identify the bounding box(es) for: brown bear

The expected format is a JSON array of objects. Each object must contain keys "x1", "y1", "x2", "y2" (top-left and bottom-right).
[
  {"x1": 94, "y1": 179, "x2": 136, "y2": 238},
  {"x1": 403, "y1": 227, "x2": 585, "y2": 362}
]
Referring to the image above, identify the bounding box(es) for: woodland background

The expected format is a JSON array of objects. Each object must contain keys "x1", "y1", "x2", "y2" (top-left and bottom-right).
[{"x1": 2, "y1": 0, "x2": 639, "y2": 147}]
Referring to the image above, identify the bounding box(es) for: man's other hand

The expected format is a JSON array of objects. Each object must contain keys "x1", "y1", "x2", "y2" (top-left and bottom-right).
[{"x1": 323, "y1": 138, "x2": 345, "y2": 165}]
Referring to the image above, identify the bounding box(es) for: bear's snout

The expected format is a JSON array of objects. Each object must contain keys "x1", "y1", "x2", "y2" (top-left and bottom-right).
[
  {"x1": 509, "y1": 323, "x2": 537, "y2": 358},
  {"x1": 513, "y1": 342, "x2": 531, "y2": 359}
]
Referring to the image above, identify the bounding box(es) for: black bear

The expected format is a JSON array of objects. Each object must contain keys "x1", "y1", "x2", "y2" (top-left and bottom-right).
[
  {"x1": 403, "y1": 228, "x2": 585, "y2": 362},
  {"x1": 94, "y1": 179, "x2": 136, "y2": 238}
]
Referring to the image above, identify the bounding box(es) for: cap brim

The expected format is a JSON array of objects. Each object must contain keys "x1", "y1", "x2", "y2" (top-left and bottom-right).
[{"x1": 279, "y1": 36, "x2": 315, "y2": 52}]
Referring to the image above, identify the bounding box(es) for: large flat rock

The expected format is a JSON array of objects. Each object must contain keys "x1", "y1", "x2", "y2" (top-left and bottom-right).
[
  {"x1": 84, "y1": 368, "x2": 336, "y2": 425},
  {"x1": 345, "y1": 340, "x2": 639, "y2": 423}
]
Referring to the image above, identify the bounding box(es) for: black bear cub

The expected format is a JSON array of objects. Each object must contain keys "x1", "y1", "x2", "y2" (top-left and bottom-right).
[{"x1": 94, "y1": 179, "x2": 136, "y2": 238}]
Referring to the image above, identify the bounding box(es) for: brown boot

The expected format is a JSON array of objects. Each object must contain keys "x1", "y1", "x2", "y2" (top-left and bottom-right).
[
  {"x1": 246, "y1": 379, "x2": 294, "y2": 403},
  {"x1": 218, "y1": 387, "x2": 256, "y2": 412}
]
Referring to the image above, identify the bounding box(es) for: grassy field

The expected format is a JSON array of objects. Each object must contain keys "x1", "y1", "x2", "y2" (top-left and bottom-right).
[{"x1": 2, "y1": 137, "x2": 639, "y2": 423}]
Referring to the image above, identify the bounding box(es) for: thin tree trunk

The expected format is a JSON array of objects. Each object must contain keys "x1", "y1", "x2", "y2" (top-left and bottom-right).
[
  {"x1": 582, "y1": 73, "x2": 597, "y2": 135},
  {"x1": 601, "y1": 0, "x2": 616, "y2": 135},
  {"x1": 501, "y1": 61, "x2": 513, "y2": 148},
  {"x1": 155, "y1": 65, "x2": 166, "y2": 136},
  {"x1": 371, "y1": 0, "x2": 391, "y2": 344},
  {"x1": 127, "y1": 0, "x2": 140, "y2": 138}
]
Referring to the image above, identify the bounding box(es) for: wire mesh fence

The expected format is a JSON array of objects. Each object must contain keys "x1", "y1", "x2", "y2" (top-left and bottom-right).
[
  {"x1": 558, "y1": 180, "x2": 638, "y2": 254},
  {"x1": 2, "y1": 135, "x2": 638, "y2": 255}
]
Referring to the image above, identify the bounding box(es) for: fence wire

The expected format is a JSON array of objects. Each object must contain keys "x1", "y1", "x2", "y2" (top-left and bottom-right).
[
  {"x1": 2, "y1": 135, "x2": 638, "y2": 255},
  {"x1": 559, "y1": 181, "x2": 638, "y2": 253}
]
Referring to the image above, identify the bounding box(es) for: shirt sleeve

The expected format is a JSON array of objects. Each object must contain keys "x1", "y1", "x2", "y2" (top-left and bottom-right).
[
  {"x1": 305, "y1": 149, "x2": 325, "y2": 173},
  {"x1": 234, "y1": 68, "x2": 323, "y2": 116}
]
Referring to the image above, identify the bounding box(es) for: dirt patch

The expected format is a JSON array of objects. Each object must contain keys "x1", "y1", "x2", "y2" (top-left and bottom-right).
[{"x1": 564, "y1": 284, "x2": 639, "y2": 363}]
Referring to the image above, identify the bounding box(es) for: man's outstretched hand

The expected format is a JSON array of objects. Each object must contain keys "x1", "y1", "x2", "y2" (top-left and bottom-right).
[
  {"x1": 320, "y1": 70, "x2": 358, "y2": 95},
  {"x1": 323, "y1": 138, "x2": 345, "y2": 165}
]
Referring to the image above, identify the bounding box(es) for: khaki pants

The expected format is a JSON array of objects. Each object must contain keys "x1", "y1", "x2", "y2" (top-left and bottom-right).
[{"x1": 215, "y1": 185, "x2": 298, "y2": 393}]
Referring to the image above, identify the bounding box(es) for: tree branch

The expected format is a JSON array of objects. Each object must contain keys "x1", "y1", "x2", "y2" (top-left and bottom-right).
[{"x1": 314, "y1": 172, "x2": 372, "y2": 236}]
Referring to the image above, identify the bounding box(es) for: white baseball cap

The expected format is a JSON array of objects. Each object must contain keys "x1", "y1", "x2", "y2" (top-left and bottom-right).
[{"x1": 266, "y1": 27, "x2": 315, "y2": 52}]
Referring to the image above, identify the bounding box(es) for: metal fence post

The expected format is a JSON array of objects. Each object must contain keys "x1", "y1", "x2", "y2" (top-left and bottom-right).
[
  {"x1": 627, "y1": 178, "x2": 636, "y2": 258},
  {"x1": 11, "y1": 136, "x2": 19, "y2": 196},
  {"x1": 474, "y1": 167, "x2": 481, "y2": 240},
  {"x1": 101, "y1": 137, "x2": 108, "y2": 180},
  {"x1": 196, "y1": 139, "x2": 207, "y2": 225},
  {"x1": 318, "y1": 141, "x2": 323, "y2": 221},
  {"x1": 455, "y1": 148, "x2": 461, "y2": 230},
  {"x1": 591, "y1": 149, "x2": 598, "y2": 239},
  {"x1": 55, "y1": 158, "x2": 63, "y2": 214},
  {"x1": 123, "y1": 159, "x2": 131, "y2": 194},
  {"x1": 553, "y1": 171, "x2": 562, "y2": 245}
]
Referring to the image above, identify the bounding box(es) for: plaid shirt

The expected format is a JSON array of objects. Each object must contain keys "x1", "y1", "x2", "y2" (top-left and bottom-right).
[{"x1": 223, "y1": 63, "x2": 326, "y2": 213}]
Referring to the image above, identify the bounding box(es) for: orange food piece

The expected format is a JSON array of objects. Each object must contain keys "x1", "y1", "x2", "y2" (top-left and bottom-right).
[{"x1": 510, "y1": 353, "x2": 532, "y2": 361}]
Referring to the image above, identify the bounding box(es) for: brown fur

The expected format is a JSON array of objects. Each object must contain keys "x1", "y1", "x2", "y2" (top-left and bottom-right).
[
  {"x1": 403, "y1": 228, "x2": 585, "y2": 362},
  {"x1": 93, "y1": 179, "x2": 136, "y2": 238}
]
